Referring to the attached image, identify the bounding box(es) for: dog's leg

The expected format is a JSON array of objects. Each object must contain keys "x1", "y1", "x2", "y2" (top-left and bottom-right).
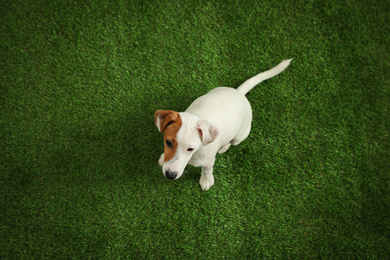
[
  {"x1": 199, "y1": 163, "x2": 215, "y2": 191},
  {"x1": 218, "y1": 143, "x2": 231, "y2": 154},
  {"x1": 158, "y1": 153, "x2": 164, "y2": 166}
]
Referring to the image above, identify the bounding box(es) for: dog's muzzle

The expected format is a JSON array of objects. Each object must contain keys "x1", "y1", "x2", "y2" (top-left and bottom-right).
[{"x1": 165, "y1": 170, "x2": 177, "y2": 180}]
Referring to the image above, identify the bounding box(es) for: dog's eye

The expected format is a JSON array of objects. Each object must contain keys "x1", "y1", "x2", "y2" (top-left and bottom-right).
[
  {"x1": 187, "y1": 148, "x2": 194, "y2": 152},
  {"x1": 166, "y1": 140, "x2": 173, "y2": 148}
]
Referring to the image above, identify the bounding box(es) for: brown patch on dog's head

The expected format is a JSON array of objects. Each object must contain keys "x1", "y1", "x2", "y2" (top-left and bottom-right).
[{"x1": 155, "y1": 110, "x2": 182, "y2": 162}]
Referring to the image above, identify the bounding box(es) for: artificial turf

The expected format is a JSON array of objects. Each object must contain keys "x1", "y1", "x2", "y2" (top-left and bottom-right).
[{"x1": 1, "y1": 0, "x2": 389, "y2": 258}]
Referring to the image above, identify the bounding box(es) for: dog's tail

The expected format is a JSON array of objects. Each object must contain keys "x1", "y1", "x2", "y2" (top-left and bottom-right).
[{"x1": 237, "y1": 59, "x2": 292, "y2": 95}]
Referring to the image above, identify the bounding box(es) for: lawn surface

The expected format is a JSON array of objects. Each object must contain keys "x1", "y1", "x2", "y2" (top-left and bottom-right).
[{"x1": 1, "y1": 0, "x2": 389, "y2": 258}]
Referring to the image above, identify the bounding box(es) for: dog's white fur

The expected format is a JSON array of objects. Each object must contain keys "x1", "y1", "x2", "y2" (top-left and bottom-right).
[{"x1": 157, "y1": 59, "x2": 292, "y2": 190}]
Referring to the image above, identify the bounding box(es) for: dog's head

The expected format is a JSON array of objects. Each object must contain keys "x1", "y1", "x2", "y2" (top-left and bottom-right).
[{"x1": 155, "y1": 110, "x2": 219, "y2": 180}]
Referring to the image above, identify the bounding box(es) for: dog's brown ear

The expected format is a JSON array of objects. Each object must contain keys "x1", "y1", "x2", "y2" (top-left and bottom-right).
[
  {"x1": 155, "y1": 110, "x2": 180, "y2": 132},
  {"x1": 197, "y1": 120, "x2": 219, "y2": 145}
]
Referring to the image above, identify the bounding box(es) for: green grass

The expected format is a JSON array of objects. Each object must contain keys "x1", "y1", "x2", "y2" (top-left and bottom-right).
[{"x1": 1, "y1": 0, "x2": 389, "y2": 258}]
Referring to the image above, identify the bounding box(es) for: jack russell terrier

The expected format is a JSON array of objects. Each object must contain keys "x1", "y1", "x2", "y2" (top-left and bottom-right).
[{"x1": 155, "y1": 59, "x2": 292, "y2": 190}]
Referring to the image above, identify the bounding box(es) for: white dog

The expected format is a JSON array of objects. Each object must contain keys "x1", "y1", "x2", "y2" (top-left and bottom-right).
[{"x1": 155, "y1": 59, "x2": 292, "y2": 190}]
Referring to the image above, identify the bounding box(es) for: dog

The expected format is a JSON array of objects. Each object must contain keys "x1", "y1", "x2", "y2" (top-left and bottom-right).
[{"x1": 155, "y1": 59, "x2": 292, "y2": 190}]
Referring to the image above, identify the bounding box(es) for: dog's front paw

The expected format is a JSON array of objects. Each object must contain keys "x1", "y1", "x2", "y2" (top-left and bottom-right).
[
  {"x1": 158, "y1": 153, "x2": 164, "y2": 166},
  {"x1": 199, "y1": 175, "x2": 215, "y2": 191}
]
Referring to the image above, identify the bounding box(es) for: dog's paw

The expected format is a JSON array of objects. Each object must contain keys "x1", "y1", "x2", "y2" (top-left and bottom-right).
[
  {"x1": 158, "y1": 153, "x2": 164, "y2": 166},
  {"x1": 218, "y1": 143, "x2": 231, "y2": 154},
  {"x1": 199, "y1": 175, "x2": 215, "y2": 191}
]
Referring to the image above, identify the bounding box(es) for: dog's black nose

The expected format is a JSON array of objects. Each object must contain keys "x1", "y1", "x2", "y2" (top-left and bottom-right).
[{"x1": 165, "y1": 170, "x2": 177, "y2": 180}]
